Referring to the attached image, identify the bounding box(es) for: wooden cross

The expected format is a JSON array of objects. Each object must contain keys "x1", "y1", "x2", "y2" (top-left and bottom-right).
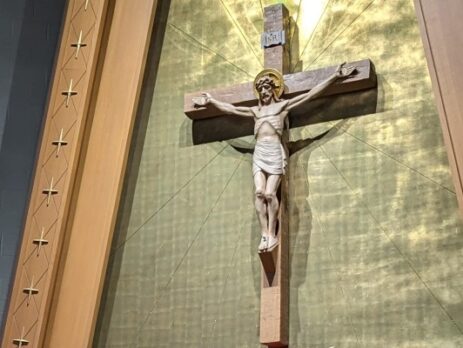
[
  {"x1": 32, "y1": 227, "x2": 49, "y2": 256},
  {"x1": 61, "y1": 78, "x2": 78, "y2": 108},
  {"x1": 184, "y1": 4, "x2": 377, "y2": 347},
  {"x1": 71, "y1": 30, "x2": 87, "y2": 59},
  {"x1": 12, "y1": 327, "x2": 29, "y2": 347},
  {"x1": 52, "y1": 128, "x2": 68, "y2": 157},
  {"x1": 42, "y1": 177, "x2": 58, "y2": 206},
  {"x1": 22, "y1": 276, "x2": 39, "y2": 305}
]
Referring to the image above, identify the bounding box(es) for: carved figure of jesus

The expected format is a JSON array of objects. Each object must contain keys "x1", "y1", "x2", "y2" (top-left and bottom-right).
[{"x1": 194, "y1": 63, "x2": 355, "y2": 252}]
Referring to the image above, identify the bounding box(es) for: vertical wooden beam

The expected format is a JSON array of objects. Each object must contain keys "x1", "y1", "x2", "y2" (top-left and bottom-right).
[
  {"x1": 43, "y1": 0, "x2": 159, "y2": 346},
  {"x1": 259, "y1": 176, "x2": 289, "y2": 347},
  {"x1": 259, "y1": 4, "x2": 290, "y2": 347},
  {"x1": 1, "y1": 0, "x2": 110, "y2": 346},
  {"x1": 263, "y1": 5, "x2": 290, "y2": 74},
  {"x1": 414, "y1": 0, "x2": 463, "y2": 214}
]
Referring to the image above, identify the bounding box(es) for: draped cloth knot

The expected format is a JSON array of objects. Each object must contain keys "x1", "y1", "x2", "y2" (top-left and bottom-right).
[{"x1": 252, "y1": 139, "x2": 288, "y2": 176}]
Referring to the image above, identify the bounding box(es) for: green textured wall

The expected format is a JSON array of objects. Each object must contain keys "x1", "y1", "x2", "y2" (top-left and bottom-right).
[{"x1": 94, "y1": 0, "x2": 463, "y2": 347}]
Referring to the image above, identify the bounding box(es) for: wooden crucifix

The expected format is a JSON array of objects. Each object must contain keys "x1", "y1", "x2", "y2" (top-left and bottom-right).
[{"x1": 184, "y1": 4, "x2": 377, "y2": 347}]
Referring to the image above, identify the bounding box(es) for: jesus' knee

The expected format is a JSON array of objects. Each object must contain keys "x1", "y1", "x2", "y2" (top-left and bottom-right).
[
  {"x1": 254, "y1": 195, "x2": 266, "y2": 214},
  {"x1": 255, "y1": 190, "x2": 265, "y2": 202},
  {"x1": 264, "y1": 192, "x2": 277, "y2": 204}
]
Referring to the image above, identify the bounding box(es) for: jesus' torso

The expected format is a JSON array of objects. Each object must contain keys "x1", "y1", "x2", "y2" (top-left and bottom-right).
[{"x1": 251, "y1": 100, "x2": 289, "y2": 142}]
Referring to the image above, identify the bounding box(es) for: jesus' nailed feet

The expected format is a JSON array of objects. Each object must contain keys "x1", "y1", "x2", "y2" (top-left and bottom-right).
[{"x1": 258, "y1": 235, "x2": 279, "y2": 253}]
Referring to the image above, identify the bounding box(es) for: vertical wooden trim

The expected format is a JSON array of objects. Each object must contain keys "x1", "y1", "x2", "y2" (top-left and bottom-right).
[
  {"x1": 43, "y1": 0, "x2": 159, "y2": 346},
  {"x1": 414, "y1": 0, "x2": 463, "y2": 214},
  {"x1": 1, "y1": 0, "x2": 110, "y2": 346}
]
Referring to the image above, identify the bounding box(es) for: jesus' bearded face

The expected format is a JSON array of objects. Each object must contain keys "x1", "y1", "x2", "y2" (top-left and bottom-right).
[{"x1": 258, "y1": 83, "x2": 274, "y2": 105}]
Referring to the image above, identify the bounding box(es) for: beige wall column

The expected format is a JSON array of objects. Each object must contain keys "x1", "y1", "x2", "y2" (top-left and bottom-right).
[
  {"x1": 415, "y1": 0, "x2": 463, "y2": 215},
  {"x1": 1, "y1": 0, "x2": 110, "y2": 346},
  {"x1": 43, "y1": 0, "x2": 159, "y2": 346}
]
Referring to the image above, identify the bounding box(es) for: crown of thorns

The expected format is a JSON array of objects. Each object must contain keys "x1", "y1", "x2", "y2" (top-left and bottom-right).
[{"x1": 255, "y1": 76, "x2": 278, "y2": 91}]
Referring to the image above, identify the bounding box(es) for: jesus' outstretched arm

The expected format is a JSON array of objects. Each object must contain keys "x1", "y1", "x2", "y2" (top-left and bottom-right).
[
  {"x1": 286, "y1": 63, "x2": 356, "y2": 111},
  {"x1": 194, "y1": 92, "x2": 254, "y2": 117}
]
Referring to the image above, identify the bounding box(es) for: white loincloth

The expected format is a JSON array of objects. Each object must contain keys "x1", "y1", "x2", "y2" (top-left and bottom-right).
[{"x1": 252, "y1": 139, "x2": 287, "y2": 176}]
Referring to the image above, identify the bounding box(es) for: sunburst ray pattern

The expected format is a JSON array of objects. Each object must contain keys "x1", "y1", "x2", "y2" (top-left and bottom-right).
[{"x1": 94, "y1": 1, "x2": 463, "y2": 347}]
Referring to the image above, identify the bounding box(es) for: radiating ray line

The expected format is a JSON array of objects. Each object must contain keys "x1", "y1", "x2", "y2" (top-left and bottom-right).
[
  {"x1": 116, "y1": 144, "x2": 229, "y2": 249},
  {"x1": 322, "y1": 120, "x2": 456, "y2": 194},
  {"x1": 305, "y1": 0, "x2": 376, "y2": 69},
  {"x1": 299, "y1": 168, "x2": 362, "y2": 344},
  {"x1": 327, "y1": 246, "x2": 363, "y2": 346},
  {"x1": 135, "y1": 157, "x2": 245, "y2": 345},
  {"x1": 339, "y1": 126, "x2": 456, "y2": 194},
  {"x1": 201, "y1": 215, "x2": 246, "y2": 342},
  {"x1": 308, "y1": 210, "x2": 362, "y2": 345},
  {"x1": 258, "y1": 0, "x2": 264, "y2": 16},
  {"x1": 296, "y1": 0, "x2": 332, "y2": 72},
  {"x1": 317, "y1": 143, "x2": 463, "y2": 336},
  {"x1": 168, "y1": 23, "x2": 254, "y2": 79},
  {"x1": 218, "y1": 0, "x2": 263, "y2": 69}
]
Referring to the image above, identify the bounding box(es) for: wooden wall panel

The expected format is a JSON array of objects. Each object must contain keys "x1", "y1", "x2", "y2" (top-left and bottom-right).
[
  {"x1": 43, "y1": 1, "x2": 159, "y2": 346},
  {"x1": 415, "y1": 0, "x2": 463, "y2": 214},
  {"x1": 1, "y1": 0, "x2": 110, "y2": 347}
]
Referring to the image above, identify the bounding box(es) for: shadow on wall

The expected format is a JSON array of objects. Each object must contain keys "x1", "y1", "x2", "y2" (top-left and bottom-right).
[{"x1": 288, "y1": 118, "x2": 358, "y2": 347}]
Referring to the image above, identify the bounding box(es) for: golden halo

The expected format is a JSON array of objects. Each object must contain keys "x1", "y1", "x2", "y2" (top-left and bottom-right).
[{"x1": 253, "y1": 68, "x2": 284, "y2": 98}]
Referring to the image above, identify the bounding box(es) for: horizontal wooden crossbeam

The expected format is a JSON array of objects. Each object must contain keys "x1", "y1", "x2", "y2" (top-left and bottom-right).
[
  {"x1": 185, "y1": 59, "x2": 377, "y2": 144},
  {"x1": 185, "y1": 59, "x2": 375, "y2": 119}
]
